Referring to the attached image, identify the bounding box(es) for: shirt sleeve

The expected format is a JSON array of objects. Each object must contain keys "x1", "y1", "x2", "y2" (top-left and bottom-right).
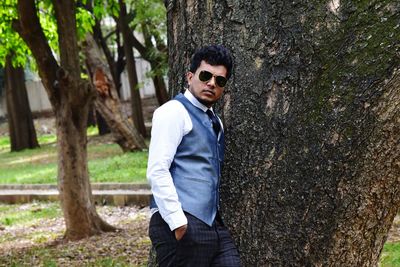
[{"x1": 147, "y1": 101, "x2": 191, "y2": 231}]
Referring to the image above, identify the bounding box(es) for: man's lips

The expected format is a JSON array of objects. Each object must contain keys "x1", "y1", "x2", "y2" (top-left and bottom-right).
[{"x1": 202, "y1": 90, "x2": 215, "y2": 96}]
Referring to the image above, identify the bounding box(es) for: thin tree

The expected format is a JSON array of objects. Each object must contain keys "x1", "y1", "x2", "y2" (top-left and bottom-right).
[
  {"x1": 166, "y1": 0, "x2": 400, "y2": 265},
  {"x1": 5, "y1": 54, "x2": 39, "y2": 151},
  {"x1": 127, "y1": 0, "x2": 169, "y2": 105},
  {"x1": 117, "y1": 0, "x2": 147, "y2": 137},
  {"x1": 13, "y1": 0, "x2": 115, "y2": 240}
]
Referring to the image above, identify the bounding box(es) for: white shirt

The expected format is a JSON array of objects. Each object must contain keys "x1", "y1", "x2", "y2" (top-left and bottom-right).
[{"x1": 147, "y1": 90, "x2": 223, "y2": 231}]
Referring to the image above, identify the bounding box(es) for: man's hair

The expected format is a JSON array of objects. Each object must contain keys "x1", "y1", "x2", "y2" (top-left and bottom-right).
[{"x1": 189, "y1": 45, "x2": 233, "y2": 79}]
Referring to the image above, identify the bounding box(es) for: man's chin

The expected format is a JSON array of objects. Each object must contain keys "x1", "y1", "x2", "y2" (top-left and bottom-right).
[{"x1": 197, "y1": 97, "x2": 215, "y2": 107}]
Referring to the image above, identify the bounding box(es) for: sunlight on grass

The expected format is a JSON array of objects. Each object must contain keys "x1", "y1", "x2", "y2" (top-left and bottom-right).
[
  {"x1": 380, "y1": 242, "x2": 400, "y2": 267},
  {"x1": 0, "y1": 202, "x2": 61, "y2": 227},
  {"x1": 8, "y1": 153, "x2": 57, "y2": 165},
  {"x1": 37, "y1": 134, "x2": 57, "y2": 145},
  {"x1": 89, "y1": 151, "x2": 148, "y2": 183},
  {"x1": 0, "y1": 126, "x2": 98, "y2": 152},
  {"x1": 0, "y1": 136, "x2": 10, "y2": 151},
  {"x1": 0, "y1": 136, "x2": 148, "y2": 184}
]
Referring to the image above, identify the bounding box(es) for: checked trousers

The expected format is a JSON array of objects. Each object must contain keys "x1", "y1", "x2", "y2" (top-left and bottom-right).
[{"x1": 149, "y1": 212, "x2": 241, "y2": 267}]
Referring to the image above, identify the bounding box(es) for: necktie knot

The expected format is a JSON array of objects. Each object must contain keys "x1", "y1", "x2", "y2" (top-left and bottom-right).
[{"x1": 206, "y1": 109, "x2": 220, "y2": 136}]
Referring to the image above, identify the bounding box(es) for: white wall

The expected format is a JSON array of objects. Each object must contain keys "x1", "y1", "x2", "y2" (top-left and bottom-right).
[
  {"x1": 25, "y1": 80, "x2": 52, "y2": 113},
  {"x1": 0, "y1": 93, "x2": 5, "y2": 118},
  {"x1": 120, "y1": 58, "x2": 156, "y2": 100}
]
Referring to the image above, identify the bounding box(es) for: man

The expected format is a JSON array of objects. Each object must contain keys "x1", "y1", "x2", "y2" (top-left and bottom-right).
[{"x1": 147, "y1": 45, "x2": 241, "y2": 267}]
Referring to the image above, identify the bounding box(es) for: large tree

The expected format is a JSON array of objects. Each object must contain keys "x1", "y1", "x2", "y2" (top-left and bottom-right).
[
  {"x1": 13, "y1": 0, "x2": 114, "y2": 240},
  {"x1": 166, "y1": 1, "x2": 400, "y2": 266}
]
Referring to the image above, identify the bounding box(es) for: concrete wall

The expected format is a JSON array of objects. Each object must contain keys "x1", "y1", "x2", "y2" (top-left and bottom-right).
[
  {"x1": 0, "y1": 91, "x2": 5, "y2": 118},
  {"x1": 0, "y1": 57, "x2": 158, "y2": 119}
]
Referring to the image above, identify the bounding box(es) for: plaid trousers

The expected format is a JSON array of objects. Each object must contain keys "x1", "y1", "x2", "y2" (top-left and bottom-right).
[{"x1": 149, "y1": 212, "x2": 241, "y2": 267}]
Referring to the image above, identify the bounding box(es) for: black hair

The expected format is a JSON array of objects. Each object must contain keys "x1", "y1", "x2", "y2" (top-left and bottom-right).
[{"x1": 189, "y1": 45, "x2": 233, "y2": 79}]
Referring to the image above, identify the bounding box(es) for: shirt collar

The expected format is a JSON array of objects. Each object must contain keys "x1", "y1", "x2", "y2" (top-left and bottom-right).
[{"x1": 184, "y1": 89, "x2": 212, "y2": 113}]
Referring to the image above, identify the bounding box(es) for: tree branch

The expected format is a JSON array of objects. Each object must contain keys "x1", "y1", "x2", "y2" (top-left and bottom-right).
[{"x1": 14, "y1": 0, "x2": 60, "y2": 107}]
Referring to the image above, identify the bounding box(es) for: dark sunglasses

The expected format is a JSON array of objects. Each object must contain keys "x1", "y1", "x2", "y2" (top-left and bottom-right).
[{"x1": 198, "y1": 70, "x2": 228, "y2": 87}]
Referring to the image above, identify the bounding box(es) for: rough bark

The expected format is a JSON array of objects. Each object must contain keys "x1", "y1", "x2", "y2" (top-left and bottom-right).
[
  {"x1": 82, "y1": 34, "x2": 147, "y2": 151},
  {"x1": 5, "y1": 54, "x2": 39, "y2": 151},
  {"x1": 118, "y1": 0, "x2": 147, "y2": 137},
  {"x1": 14, "y1": 0, "x2": 115, "y2": 241},
  {"x1": 166, "y1": 0, "x2": 400, "y2": 266}
]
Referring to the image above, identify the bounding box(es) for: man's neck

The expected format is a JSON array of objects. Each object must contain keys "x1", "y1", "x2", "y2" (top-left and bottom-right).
[{"x1": 184, "y1": 89, "x2": 210, "y2": 112}]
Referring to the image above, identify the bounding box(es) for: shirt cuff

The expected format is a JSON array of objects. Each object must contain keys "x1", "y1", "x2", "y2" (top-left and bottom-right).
[{"x1": 162, "y1": 209, "x2": 188, "y2": 231}]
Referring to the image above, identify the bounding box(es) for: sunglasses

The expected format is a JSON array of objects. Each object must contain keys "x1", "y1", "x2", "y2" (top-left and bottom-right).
[{"x1": 198, "y1": 70, "x2": 228, "y2": 87}]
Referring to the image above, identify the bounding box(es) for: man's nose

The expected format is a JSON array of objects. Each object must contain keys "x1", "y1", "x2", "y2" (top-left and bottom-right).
[{"x1": 207, "y1": 76, "x2": 216, "y2": 87}]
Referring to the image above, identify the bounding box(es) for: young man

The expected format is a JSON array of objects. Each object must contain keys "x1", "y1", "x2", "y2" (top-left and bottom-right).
[{"x1": 147, "y1": 45, "x2": 241, "y2": 266}]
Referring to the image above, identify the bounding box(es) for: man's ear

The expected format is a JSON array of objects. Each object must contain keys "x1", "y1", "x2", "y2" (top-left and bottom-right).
[{"x1": 186, "y1": 72, "x2": 193, "y2": 85}]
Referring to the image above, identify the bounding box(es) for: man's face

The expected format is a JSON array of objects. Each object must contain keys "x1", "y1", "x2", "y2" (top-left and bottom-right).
[{"x1": 187, "y1": 60, "x2": 227, "y2": 108}]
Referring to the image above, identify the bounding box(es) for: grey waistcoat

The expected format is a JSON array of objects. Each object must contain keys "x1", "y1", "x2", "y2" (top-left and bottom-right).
[{"x1": 151, "y1": 93, "x2": 224, "y2": 226}]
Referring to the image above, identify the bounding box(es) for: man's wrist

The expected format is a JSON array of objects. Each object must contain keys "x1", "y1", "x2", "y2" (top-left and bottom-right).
[{"x1": 162, "y1": 209, "x2": 188, "y2": 231}]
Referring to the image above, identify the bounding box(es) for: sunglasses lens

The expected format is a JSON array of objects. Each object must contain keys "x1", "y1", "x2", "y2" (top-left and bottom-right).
[
  {"x1": 198, "y1": 70, "x2": 227, "y2": 87},
  {"x1": 216, "y1": 77, "x2": 227, "y2": 87},
  {"x1": 199, "y1": 71, "x2": 213, "y2": 82}
]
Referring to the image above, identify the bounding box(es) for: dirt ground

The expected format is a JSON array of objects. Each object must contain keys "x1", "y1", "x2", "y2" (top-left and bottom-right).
[{"x1": 0, "y1": 204, "x2": 151, "y2": 266}]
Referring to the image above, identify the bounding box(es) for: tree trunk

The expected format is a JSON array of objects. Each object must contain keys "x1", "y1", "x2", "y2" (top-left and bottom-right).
[
  {"x1": 141, "y1": 23, "x2": 170, "y2": 105},
  {"x1": 14, "y1": 0, "x2": 115, "y2": 241},
  {"x1": 166, "y1": 1, "x2": 400, "y2": 265},
  {"x1": 151, "y1": 72, "x2": 169, "y2": 105},
  {"x1": 4, "y1": 54, "x2": 39, "y2": 151},
  {"x1": 118, "y1": 0, "x2": 147, "y2": 137},
  {"x1": 96, "y1": 110, "x2": 111, "y2": 135},
  {"x1": 82, "y1": 34, "x2": 147, "y2": 151}
]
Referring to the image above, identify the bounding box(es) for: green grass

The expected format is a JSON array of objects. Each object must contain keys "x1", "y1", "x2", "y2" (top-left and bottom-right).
[
  {"x1": 380, "y1": 242, "x2": 400, "y2": 267},
  {"x1": 0, "y1": 130, "x2": 148, "y2": 184},
  {"x1": 0, "y1": 202, "x2": 61, "y2": 227}
]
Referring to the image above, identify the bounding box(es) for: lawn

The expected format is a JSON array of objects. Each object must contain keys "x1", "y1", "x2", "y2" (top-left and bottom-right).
[{"x1": 0, "y1": 129, "x2": 148, "y2": 184}]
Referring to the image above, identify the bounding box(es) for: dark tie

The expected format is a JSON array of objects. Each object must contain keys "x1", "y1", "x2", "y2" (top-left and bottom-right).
[{"x1": 206, "y1": 109, "x2": 220, "y2": 136}]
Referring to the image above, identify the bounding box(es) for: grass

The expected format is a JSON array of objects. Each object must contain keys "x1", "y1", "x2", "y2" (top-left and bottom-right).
[
  {"x1": 0, "y1": 128, "x2": 148, "y2": 184},
  {"x1": 0, "y1": 202, "x2": 60, "y2": 227},
  {"x1": 380, "y1": 242, "x2": 400, "y2": 267}
]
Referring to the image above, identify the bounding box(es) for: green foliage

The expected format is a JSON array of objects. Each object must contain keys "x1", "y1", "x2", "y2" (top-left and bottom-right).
[
  {"x1": 76, "y1": 6, "x2": 95, "y2": 39},
  {"x1": 0, "y1": 0, "x2": 31, "y2": 67},
  {"x1": 0, "y1": 1, "x2": 98, "y2": 68},
  {"x1": 129, "y1": 0, "x2": 166, "y2": 34},
  {"x1": 131, "y1": 0, "x2": 168, "y2": 76},
  {"x1": 380, "y1": 242, "x2": 400, "y2": 266},
  {"x1": 37, "y1": 1, "x2": 59, "y2": 56}
]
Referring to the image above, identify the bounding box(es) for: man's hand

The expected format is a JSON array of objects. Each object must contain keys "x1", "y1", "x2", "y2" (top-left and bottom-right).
[{"x1": 174, "y1": 224, "x2": 188, "y2": 241}]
